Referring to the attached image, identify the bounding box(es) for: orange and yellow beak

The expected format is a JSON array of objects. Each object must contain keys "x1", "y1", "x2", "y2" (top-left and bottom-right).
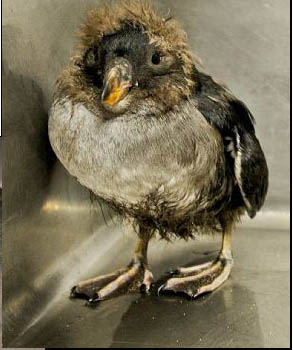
[{"x1": 101, "y1": 59, "x2": 133, "y2": 107}]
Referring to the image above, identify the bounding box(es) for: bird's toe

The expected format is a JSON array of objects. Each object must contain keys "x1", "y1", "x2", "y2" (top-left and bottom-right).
[
  {"x1": 70, "y1": 286, "x2": 78, "y2": 298},
  {"x1": 158, "y1": 258, "x2": 233, "y2": 300}
]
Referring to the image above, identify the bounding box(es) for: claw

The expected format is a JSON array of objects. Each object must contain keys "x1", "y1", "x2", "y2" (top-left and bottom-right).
[
  {"x1": 168, "y1": 269, "x2": 179, "y2": 276},
  {"x1": 140, "y1": 283, "x2": 149, "y2": 294},
  {"x1": 70, "y1": 286, "x2": 77, "y2": 298},
  {"x1": 159, "y1": 257, "x2": 233, "y2": 300},
  {"x1": 70, "y1": 286, "x2": 89, "y2": 300},
  {"x1": 69, "y1": 286, "x2": 88, "y2": 299},
  {"x1": 157, "y1": 284, "x2": 166, "y2": 296},
  {"x1": 86, "y1": 292, "x2": 102, "y2": 305},
  {"x1": 71, "y1": 262, "x2": 154, "y2": 303},
  {"x1": 140, "y1": 281, "x2": 154, "y2": 294},
  {"x1": 141, "y1": 282, "x2": 155, "y2": 294},
  {"x1": 187, "y1": 289, "x2": 199, "y2": 299}
]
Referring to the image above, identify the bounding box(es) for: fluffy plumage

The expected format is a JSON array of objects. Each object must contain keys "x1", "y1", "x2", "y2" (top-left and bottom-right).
[
  {"x1": 49, "y1": 0, "x2": 269, "y2": 301},
  {"x1": 56, "y1": 0, "x2": 195, "y2": 114}
]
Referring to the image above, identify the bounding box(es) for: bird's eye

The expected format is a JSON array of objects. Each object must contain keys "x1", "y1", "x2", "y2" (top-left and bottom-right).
[
  {"x1": 84, "y1": 47, "x2": 99, "y2": 67},
  {"x1": 151, "y1": 53, "x2": 161, "y2": 65}
]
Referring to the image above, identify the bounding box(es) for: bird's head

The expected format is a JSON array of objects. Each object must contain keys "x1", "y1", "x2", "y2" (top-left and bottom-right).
[{"x1": 57, "y1": 0, "x2": 198, "y2": 116}]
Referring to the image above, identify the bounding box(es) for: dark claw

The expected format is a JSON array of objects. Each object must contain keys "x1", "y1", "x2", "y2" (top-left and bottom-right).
[
  {"x1": 188, "y1": 291, "x2": 198, "y2": 300},
  {"x1": 140, "y1": 283, "x2": 152, "y2": 295},
  {"x1": 157, "y1": 284, "x2": 166, "y2": 296},
  {"x1": 86, "y1": 293, "x2": 101, "y2": 306},
  {"x1": 69, "y1": 286, "x2": 89, "y2": 300},
  {"x1": 70, "y1": 286, "x2": 77, "y2": 298},
  {"x1": 168, "y1": 269, "x2": 179, "y2": 276},
  {"x1": 140, "y1": 283, "x2": 147, "y2": 294}
]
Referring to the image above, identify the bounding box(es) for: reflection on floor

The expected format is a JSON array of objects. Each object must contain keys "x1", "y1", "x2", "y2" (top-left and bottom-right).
[{"x1": 9, "y1": 223, "x2": 290, "y2": 348}]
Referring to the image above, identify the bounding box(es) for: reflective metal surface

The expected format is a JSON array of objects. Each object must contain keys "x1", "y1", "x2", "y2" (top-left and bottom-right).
[{"x1": 2, "y1": 0, "x2": 290, "y2": 348}]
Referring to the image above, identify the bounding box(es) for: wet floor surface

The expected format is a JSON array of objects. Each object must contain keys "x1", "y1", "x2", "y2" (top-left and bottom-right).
[{"x1": 8, "y1": 220, "x2": 290, "y2": 348}]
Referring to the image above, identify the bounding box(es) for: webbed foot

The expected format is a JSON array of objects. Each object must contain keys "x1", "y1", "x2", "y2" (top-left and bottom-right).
[
  {"x1": 158, "y1": 256, "x2": 233, "y2": 299},
  {"x1": 70, "y1": 262, "x2": 154, "y2": 304}
]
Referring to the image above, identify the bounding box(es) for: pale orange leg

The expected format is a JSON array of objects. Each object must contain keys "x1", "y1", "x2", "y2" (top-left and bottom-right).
[
  {"x1": 70, "y1": 227, "x2": 153, "y2": 304},
  {"x1": 158, "y1": 222, "x2": 234, "y2": 299}
]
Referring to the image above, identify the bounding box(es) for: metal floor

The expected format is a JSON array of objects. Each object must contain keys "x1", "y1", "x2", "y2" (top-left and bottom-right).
[
  {"x1": 2, "y1": 0, "x2": 290, "y2": 348},
  {"x1": 5, "y1": 214, "x2": 290, "y2": 348}
]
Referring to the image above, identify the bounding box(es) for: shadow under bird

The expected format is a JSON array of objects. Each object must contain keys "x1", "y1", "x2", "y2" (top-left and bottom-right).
[{"x1": 49, "y1": 0, "x2": 268, "y2": 304}]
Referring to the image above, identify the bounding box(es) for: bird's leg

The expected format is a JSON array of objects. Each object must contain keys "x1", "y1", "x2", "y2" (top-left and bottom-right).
[
  {"x1": 158, "y1": 222, "x2": 234, "y2": 299},
  {"x1": 70, "y1": 226, "x2": 153, "y2": 303}
]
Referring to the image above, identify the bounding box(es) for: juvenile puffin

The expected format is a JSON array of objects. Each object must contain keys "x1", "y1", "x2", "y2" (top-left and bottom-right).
[{"x1": 49, "y1": 0, "x2": 268, "y2": 303}]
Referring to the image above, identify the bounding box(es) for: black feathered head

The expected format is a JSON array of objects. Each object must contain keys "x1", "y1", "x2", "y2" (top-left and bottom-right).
[{"x1": 56, "y1": 0, "x2": 198, "y2": 114}]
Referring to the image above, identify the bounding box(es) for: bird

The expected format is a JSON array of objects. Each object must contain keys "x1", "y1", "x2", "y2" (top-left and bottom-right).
[{"x1": 49, "y1": 0, "x2": 268, "y2": 304}]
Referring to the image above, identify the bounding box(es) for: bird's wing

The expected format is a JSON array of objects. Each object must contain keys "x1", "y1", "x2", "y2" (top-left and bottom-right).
[
  {"x1": 194, "y1": 70, "x2": 269, "y2": 217},
  {"x1": 233, "y1": 123, "x2": 269, "y2": 218}
]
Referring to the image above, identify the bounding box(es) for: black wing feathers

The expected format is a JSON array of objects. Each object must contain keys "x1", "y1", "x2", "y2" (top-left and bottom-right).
[
  {"x1": 234, "y1": 128, "x2": 269, "y2": 218},
  {"x1": 194, "y1": 69, "x2": 268, "y2": 217}
]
